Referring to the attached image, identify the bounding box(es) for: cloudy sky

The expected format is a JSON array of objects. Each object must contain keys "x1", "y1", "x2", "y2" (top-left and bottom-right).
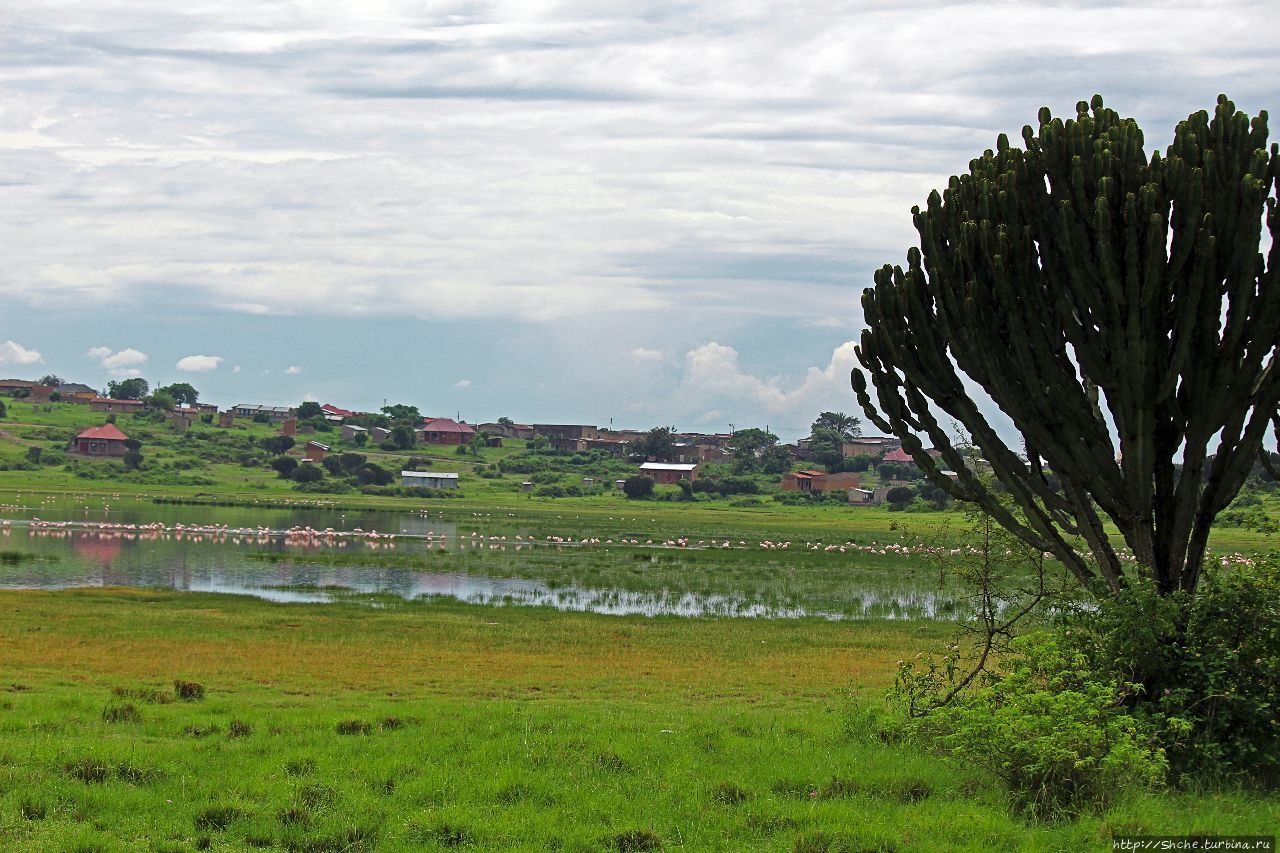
[{"x1": 1, "y1": 1, "x2": 1275, "y2": 438}]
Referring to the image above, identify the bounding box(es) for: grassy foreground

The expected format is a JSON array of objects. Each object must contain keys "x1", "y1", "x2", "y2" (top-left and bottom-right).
[{"x1": 0, "y1": 591, "x2": 1275, "y2": 851}]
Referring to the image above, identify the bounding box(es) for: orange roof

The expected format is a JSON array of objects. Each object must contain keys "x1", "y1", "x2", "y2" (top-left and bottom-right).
[
  {"x1": 420, "y1": 418, "x2": 476, "y2": 434},
  {"x1": 77, "y1": 423, "x2": 129, "y2": 441},
  {"x1": 882, "y1": 448, "x2": 914, "y2": 463}
]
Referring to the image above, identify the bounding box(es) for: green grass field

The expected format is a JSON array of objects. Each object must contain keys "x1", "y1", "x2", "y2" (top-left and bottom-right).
[{"x1": 1, "y1": 590, "x2": 1276, "y2": 852}]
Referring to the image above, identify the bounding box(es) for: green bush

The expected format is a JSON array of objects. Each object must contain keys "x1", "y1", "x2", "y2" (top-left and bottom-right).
[
  {"x1": 290, "y1": 464, "x2": 324, "y2": 483},
  {"x1": 1065, "y1": 557, "x2": 1280, "y2": 786},
  {"x1": 903, "y1": 632, "x2": 1166, "y2": 818},
  {"x1": 622, "y1": 476, "x2": 654, "y2": 499}
]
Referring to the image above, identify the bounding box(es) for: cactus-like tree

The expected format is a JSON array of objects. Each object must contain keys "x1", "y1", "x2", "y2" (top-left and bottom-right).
[{"x1": 853, "y1": 95, "x2": 1278, "y2": 598}]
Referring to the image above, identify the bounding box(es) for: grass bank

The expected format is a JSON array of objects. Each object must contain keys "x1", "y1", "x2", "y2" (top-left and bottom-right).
[{"x1": 0, "y1": 590, "x2": 1275, "y2": 851}]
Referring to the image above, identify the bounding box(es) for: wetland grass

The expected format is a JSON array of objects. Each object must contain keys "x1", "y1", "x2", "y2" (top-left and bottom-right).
[{"x1": 0, "y1": 589, "x2": 1275, "y2": 850}]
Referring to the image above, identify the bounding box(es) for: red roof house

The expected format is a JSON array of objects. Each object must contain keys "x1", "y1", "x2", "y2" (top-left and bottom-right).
[
  {"x1": 417, "y1": 418, "x2": 477, "y2": 445},
  {"x1": 321, "y1": 404, "x2": 357, "y2": 419},
  {"x1": 882, "y1": 447, "x2": 914, "y2": 464},
  {"x1": 72, "y1": 423, "x2": 130, "y2": 457}
]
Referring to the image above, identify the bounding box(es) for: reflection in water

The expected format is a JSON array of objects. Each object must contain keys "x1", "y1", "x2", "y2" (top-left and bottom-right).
[{"x1": 0, "y1": 505, "x2": 974, "y2": 621}]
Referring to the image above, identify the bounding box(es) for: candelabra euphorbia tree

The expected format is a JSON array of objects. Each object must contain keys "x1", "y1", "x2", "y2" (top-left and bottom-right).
[{"x1": 853, "y1": 95, "x2": 1279, "y2": 598}]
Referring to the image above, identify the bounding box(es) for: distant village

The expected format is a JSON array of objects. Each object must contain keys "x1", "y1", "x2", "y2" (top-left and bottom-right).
[{"x1": 0, "y1": 376, "x2": 974, "y2": 506}]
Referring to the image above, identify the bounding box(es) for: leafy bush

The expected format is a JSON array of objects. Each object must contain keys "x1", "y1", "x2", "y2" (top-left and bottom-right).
[
  {"x1": 899, "y1": 632, "x2": 1166, "y2": 818},
  {"x1": 1064, "y1": 558, "x2": 1280, "y2": 786},
  {"x1": 270, "y1": 456, "x2": 298, "y2": 478},
  {"x1": 885, "y1": 486, "x2": 914, "y2": 507},
  {"x1": 261, "y1": 435, "x2": 295, "y2": 455},
  {"x1": 622, "y1": 476, "x2": 654, "y2": 499},
  {"x1": 291, "y1": 464, "x2": 324, "y2": 483}
]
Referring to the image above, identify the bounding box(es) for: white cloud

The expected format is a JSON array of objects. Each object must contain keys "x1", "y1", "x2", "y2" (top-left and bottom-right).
[
  {"x1": 284, "y1": 365, "x2": 301, "y2": 375},
  {"x1": 86, "y1": 346, "x2": 148, "y2": 376},
  {"x1": 0, "y1": 340, "x2": 43, "y2": 366},
  {"x1": 454, "y1": 379, "x2": 472, "y2": 388},
  {"x1": 175, "y1": 354, "x2": 224, "y2": 372},
  {"x1": 630, "y1": 348, "x2": 664, "y2": 362},
  {"x1": 677, "y1": 340, "x2": 860, "y2": 414}
]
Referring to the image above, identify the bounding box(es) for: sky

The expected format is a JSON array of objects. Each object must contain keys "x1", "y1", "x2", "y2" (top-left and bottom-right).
[{"x1": 1, "y1": 1, "x2": 1276, "y2": 441}]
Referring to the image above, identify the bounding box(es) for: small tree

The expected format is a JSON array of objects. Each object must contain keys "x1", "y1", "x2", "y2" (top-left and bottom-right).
[
  {"x1": 296, "y1": 401, "x2": 324, "y2": 419},
  {"x1": 812, "y1": 412, "x2": 861, "y2": 442},
  {"x1": 291, "y1": 464, "x2": 323, "y2": 483},
  {"x1": 158, "y1": 383, "x2": 199, "y2": 406},
  {"x1": 622, "y1": 476, "x2": 654, "y2": 499},
  {"x1": 37, "y1": 374, "x2": 63, "y2": 387},
  {"x1": 727, "y1": 428, "x2": 780, "y2": 473},
  {"x1": 144, "y1": 391, "x2": 175, "y2": 411},
  {"x1": 260, "y1": 435, "x2": 295, "y2": 455},
  {"x1": 636, "y1": 427, "x2": 676, "y2": 462},
  {"x1": 271, "y1": 456, "x2": 299, "y2": 478},
  {"x1": 122, "y1": 450, "x2": 143, "y2": 471},
  {"x1": 390, "y1": 424, "x2": 416, "y2": 450},
  {"x1": 886, "y1": 486, "x2": 914, "y2": 507},
  {"x1": 107, "y1": 378, "x2": 149, "y2": 400},
  {"x1": 356, "y1": 463, "x2": 393, "y2": 486}
]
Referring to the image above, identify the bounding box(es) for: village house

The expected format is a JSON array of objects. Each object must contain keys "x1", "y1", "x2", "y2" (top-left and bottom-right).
[
  {"x1": 370, "y1": 426, "x2": 392, "y2": 443},
  {"x1": 89, "y1": 397, "x2": 147, "y2": 415},
  {"x1": 231, "y1": 404, "x2": 295, "y2": 421},
  {"x1": 532, "y1": 424, "x2": 600, "y2": 441},
  {"x1": 881, "y1": 447, "x2": 915, "y2": 464},
  {"x1": 842, "y1": 436, "x2": 904, "y2": 458},
  {"x1": 584, "y1": 437, "x2": 629, "y2": 458},
  {"x1": 781, "y1": 470, "x2": 862, "y2": 493},
  {"x1": 340, "y1": 424, "x2": 368, "y2": 442},
  {"x1": 71, "y1": 423, "x2": 130, "y2": 457},
  {"x1": 304, "y1": 441, "x2": 329, "y2": 462},
  {"x1": 56, "y1": 383, "x2": 99, "y2": 403},
  {"x1": 0, "y1": 380, "x2": 54, "y2": 402},
  {"x1": 417, "y1": 418, "x2": 476, "y2": 445},
  {"x1": 401, "y1": 471, "x2": 460, "y2": 490},
  {"x1": 478, "y1": 422, "x2": 535, "y2": 440},
  {"x1": 638, "y1": 461, "x2": 700, "y2": 485},
  {"x1": 321, "y1": 404, "x2": 358, "y2": 421}
]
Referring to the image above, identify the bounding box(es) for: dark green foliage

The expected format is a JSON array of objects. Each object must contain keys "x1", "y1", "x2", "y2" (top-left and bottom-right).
[
  {"x1": 727, "y1": 428, "x2": 779, "y2": 473},
  {"x1": 854, "y1": 95, "x2": 1280, "y2": 598},
  {"x1": 291, "y1": 464, "x2": 324, "y2": 483},
  {"x1": 885, "y1": 486, "x2": 913, "y2": 506},
  {"x1": 194, "y1": 805, "x2": 246, "y2": 831},
  {"x1": 355, "y1": 463, "x2": 392, "y2": 486},
  {"x1": 261, "y1": 435, "x2": 296, "y2": 454},
  {"x1": 610, "y1": 829, "x2": 662, "y2": 851},
  {"x1": 390, "y1": 425, "x2": 416, "y2": 450},
  {"x1": 622, "y1": 476, "x2": 654, "y2": 499},
  {"x1": 174, "y1": 679, "x2": 205, "y2": 701},
  {"x1": 296, "y1": 401, "x2": 323, "y2": 419},
  {"x1": 334, "y1": 719, "x2": 372, "y2": 735},
  {"x1": 102, "y1": 702, "x2": 141, "y2": 723},
  {"x1": 271, "y1": 456, "x2": 299, "y2": 478},
  {"x1": 158, "y1": 383, "x2": 199, "y2": 406},
  {"x1": 107, "y1": 378, "x2": 148, "y2": 400},
  {"x1": 64, "y1": 757, "x2": 111, "y2": 783},
  {"x1": 635, "y1": 427, "x2": 676, "y2": 462},
  {"x1": 1064, "y1": 556, "x2": 1280, "y2": 785}
]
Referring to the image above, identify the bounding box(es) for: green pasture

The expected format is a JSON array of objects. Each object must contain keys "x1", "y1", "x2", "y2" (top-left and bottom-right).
[{"x1": 0, "y1": 590, "x2": 1276, "y2": 851}]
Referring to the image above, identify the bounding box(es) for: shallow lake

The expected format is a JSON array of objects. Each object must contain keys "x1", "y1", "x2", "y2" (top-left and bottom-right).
[{"x1": 0, "y1": 495, "x2": 973, "y2": 620}]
